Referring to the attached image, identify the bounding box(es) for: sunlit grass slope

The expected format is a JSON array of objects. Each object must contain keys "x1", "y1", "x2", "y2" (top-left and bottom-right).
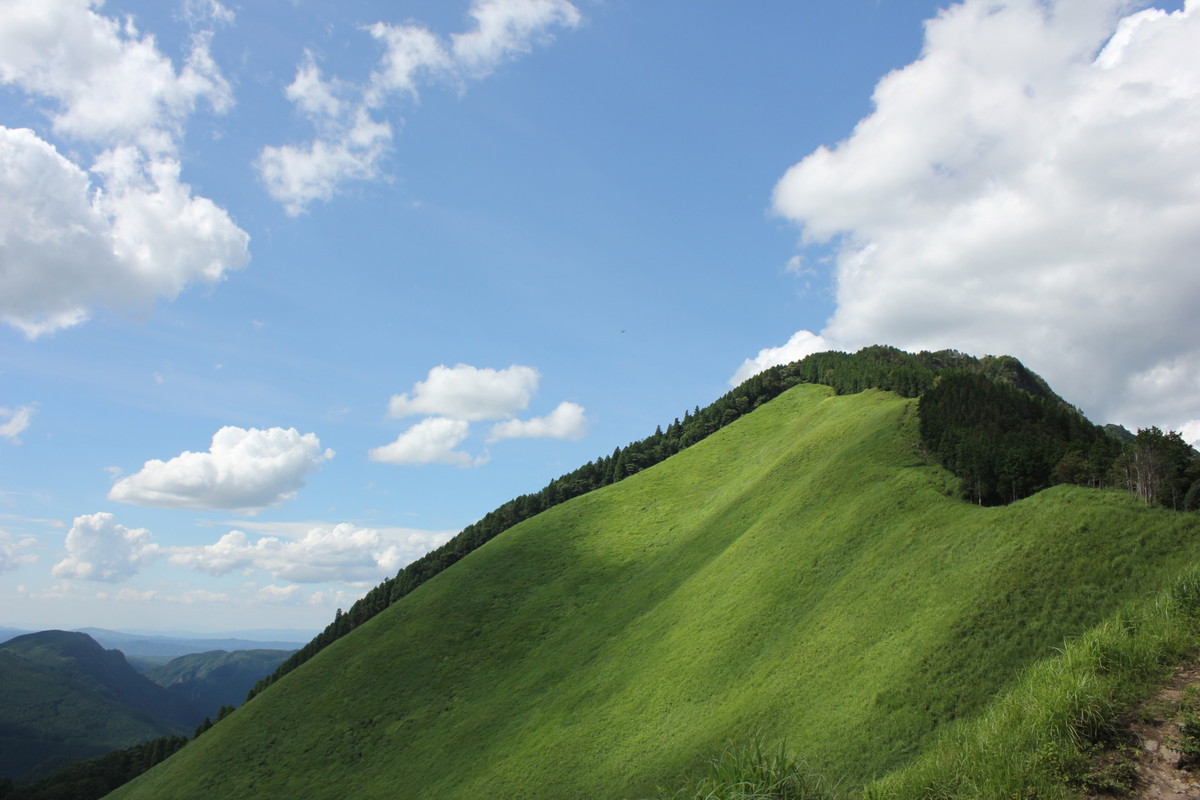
[{"x1": 109, "y1": 385, "x2": 1200, "y2": 800}]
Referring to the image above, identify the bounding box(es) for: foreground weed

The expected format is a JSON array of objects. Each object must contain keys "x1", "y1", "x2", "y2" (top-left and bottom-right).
[
  {"x1": 1170, "y1": 684, "x2": 1200, "y2": 768},
  {"x1": 661, "y1": 738, "x2": 835, "y2": 800}
]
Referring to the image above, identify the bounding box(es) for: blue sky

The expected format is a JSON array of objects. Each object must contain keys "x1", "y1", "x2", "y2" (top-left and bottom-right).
[{"x1": 2, "y1": 0, "x2": 1197, "y2": 633}]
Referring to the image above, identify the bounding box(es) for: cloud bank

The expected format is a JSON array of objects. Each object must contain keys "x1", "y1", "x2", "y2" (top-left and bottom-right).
[
  {"x1": 754, "y1": 0, "x2": 1200, "y2": 434},
  {"x1": 0, "y1": 0, "x2": 248, "y2": 337},
  {"x1": 259, "y1": 0, "x2": 582, "y2": 214},
  {"x1": 47, "y1": 512, "x2": 454, "y2": 587},
  {"x1": 168, "y1": 522, "x2": 453, "y2": 584},
  {"x1": 109, "y1": 426, "x2": 334, "y2": 512}
]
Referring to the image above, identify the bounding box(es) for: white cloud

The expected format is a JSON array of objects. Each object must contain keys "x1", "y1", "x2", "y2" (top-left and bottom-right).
[
  {"x1": 488, "y1": 401, "x2": 589, "y2": 442},
  {"x1": 0, "y1": 530, "x2": 39, "y2": 573},
  {"x1": 450, "y1": 0, "x2": 583, "y2": 78},
  {"x1": 108, "y1": 426, "x2": 334, "y2": 512},
  {"x1": 181, "y1": 0, "x2": 235, "y2": 28},
  {"x1": 0, "y1": 405, "x2": 36, "y2": 442},
  {"x1": 365, "y1": 23, "x2": 451, "y2": 101},
  {"x1": 257, "y1": 49, "x2": 394, "y2": 216},
  {"x1": 768, "y1": 0, "x2": 1200, "y2": 431},
  {"x1": 389, "y1": 363, "x2": 540, "y2": 420},
  {"x1": 730, "y1": 330, "x2": 832, "y2": 386},
  {"x1": 374, "y1": 363, "x2": 587, "y2": 462},
  {"x1": 309, "y1": 588, "x2": 360, "y2": 608},
  {"x1": 256, "y1": 584, "x2": 303, "y2": 603},
  {"x1": 52, "y1": 512, "x2": 158, "y2": 582},
  {"x1": 369, "y1": 416, "x2": 487, "y2": 467},
  {"x1": 285, "y1": 51, "x2": 348, "y2": 119},
  {"x1": 260, "y1": 0, "x2": 581, "y2": 214},
  {"x1": 169, "y1": 522, "x2": 455, "y2": 583},
  {"x1": 0, "y1": 0, "x2": 231, "y2": 150},
  {"x1": 115, "y1": 587, "x2": 159, "y2": 602},
  {"x1": 0, "y1": 1, "x2": 247, "y2": 337},
  {"x1": 1181, "y1": 420, "x2": 1200, "y2": 450}
]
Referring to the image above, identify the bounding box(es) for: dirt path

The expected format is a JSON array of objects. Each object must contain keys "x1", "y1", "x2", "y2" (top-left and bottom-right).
[{"x1": 1089, "y1": 663, "x2": 1200, "y2": 799}]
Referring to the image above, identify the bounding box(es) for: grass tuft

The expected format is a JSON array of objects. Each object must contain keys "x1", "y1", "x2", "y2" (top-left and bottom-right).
[{"x1": 658, "y1": 737, "x2": 836, "y2": 800}]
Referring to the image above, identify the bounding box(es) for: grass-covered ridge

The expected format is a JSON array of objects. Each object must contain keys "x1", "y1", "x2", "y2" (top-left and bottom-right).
[
  {"x1": 249, "y1": 345, "x2": 1137, "y2": 701},
  {"x1": 110, "y1": 385, "x2": 1200, "y2": 799}
]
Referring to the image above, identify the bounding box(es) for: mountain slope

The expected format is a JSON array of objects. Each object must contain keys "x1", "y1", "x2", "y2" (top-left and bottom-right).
[
  {"x1": 110, "y1": 385, "x2": 1200, "y2": 799},
  {"x1": 0, "y1": 632, "x2": 195, "y2": 783}
]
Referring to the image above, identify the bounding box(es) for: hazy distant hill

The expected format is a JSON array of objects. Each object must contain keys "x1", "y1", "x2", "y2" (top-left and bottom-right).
[
  {"x1": 0, "y1": 627, "x2": 31, "y2": 644},
  {"x1": 0, "y1": 631, "x2": 197, "y2": 783},
  {"x1": 110, "y1": 381, "x2": 1200, "y2": 800},
  {"x1": 77, "y1": 629, "x2": 308, "y2": 660},
  {"x1": 143, "y1": 650, "x2": 294, "y2": 722}
]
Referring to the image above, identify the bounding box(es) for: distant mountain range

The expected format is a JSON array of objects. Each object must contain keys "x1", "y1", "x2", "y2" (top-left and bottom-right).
[
  {"x1": 0, "y1": 627, "x2": 311, "y2": 658},
  {"x1": 0, "y1": 630, "x2": 293, "y2": 785}
]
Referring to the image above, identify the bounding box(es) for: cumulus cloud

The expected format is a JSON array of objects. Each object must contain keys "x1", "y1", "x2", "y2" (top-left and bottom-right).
[
  {"x1": 369, "y1": 416, "x2": 487, "y2": 467},
  {"x1": 260, "y1": 0, "x2": 581, "y2": 214},
  {"x1": 0, "y1": 405, "x2": 36, "y2": 442},
  {"x1": 729, "y1": 330, "x2": 832, "y2": 386},
  {"x1": 488, "y1": 401, "x2": 589, "y2": 442},
  {"x1": 0, "y1": 0, "x2": 231, "y2": 149},
  {"x1": 52, "y1": 512, "x2": 158, "y2": 582},
  {"x1": 766, "y1": 0, "x2": 1200, "y2": 431},
  {"x1": 0, "y1": 530, "x2": 39, "y2": 573},
  {"x1": 108, "y1": 426, "x2": 334, "y2": 512},
  {"x1": 373, "y1": 362, "x2": 588, "y2": 463},
  {"x1": 169, "y1": 522, "x2": 455, "y2": 583},
  {"x1": 0, "y1": 1, "x2": 247, "y2": 337},
  {"x1": 389, "y1": 363, "x2": 540, "y2": 421}
]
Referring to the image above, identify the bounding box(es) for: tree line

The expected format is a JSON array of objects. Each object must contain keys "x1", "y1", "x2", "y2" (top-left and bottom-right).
[
  {"x1": 0, "y1": 736, "x2": 187, "y2": 800},
  {"x1": 0, "y1": 705, "x2": 238, "y2": 800}
]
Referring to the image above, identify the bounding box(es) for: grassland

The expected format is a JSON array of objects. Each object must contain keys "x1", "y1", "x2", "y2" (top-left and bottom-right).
[{"x1": 109, "y1": 385, "x2": 1200, "y2": 799}]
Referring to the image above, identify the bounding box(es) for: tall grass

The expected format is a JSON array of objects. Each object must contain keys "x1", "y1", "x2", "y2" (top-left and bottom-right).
[
  {"x1": 860, "y1": 568, "x2": 1200, "y2": 800},
  {"x1": 658, "y1": 737, "x2": 837, "y2": 800}
]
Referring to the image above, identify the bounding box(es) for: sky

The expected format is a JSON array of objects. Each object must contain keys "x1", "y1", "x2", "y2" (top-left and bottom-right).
[{"x1": 1, "y1": 0, "x2": 1197, "y2": 634}]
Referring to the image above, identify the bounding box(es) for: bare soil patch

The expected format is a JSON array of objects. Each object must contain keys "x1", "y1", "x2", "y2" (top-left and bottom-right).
[{"x1": 1088, "y1": 662, "x2": 1200, "y2": 799}]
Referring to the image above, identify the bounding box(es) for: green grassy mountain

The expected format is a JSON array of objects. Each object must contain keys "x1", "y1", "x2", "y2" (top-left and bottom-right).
[
  {"x1": 109, "y1": 383, "x2": 1200, "y2": 799},
  {"x1": 142, "y1": 650, "x2": 294, "y2": 722},
  {"x1": 0, "y1": 632, "x2": 196, "y2": 783}
]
